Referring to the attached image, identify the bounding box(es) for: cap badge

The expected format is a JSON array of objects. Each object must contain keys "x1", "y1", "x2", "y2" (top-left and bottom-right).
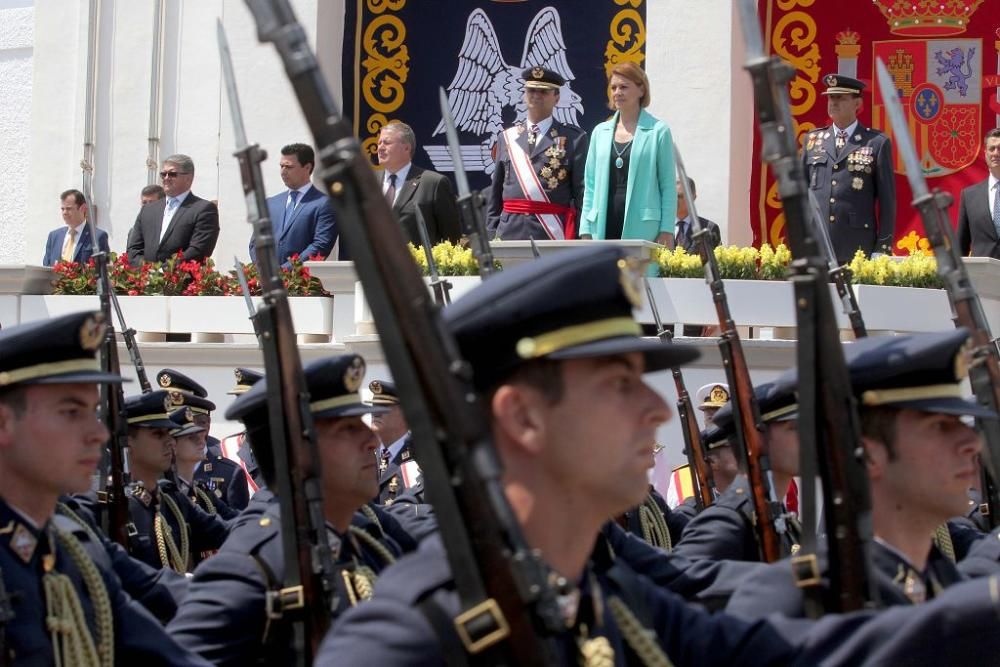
[
  {"x1": 531, "y1": 66, "x2": 544, "y2": 79},
  {"x1": 234, "y1": 369, "x2": 244, "y2": 383},
  {"x1": 616, "y1": 258, "x2": 645, "y2": 308},
  {"x1": 370, "y1": 380, "x2": 383, "y2": 395},
  {"x1": 167, "y1": 390, "x2": 185, "y2": 407},
  {"x1": 79, "y1": 314, "x2": 106, "y2": 351},
  {"x1": 158, "y1": 373, "x2": 172, "y2": 387},
  {"x1": 825, "y1": 74, "x2": 838, "y2": 87},
  {"x1": 185, "y1": 407, "x2": 194, "y2": 423},
  {"x1": 163, "y1": 395, "x2": 173, "y2": 413},
  {"x1": 344, "y1": 357, "x2": 365, "y2": 393},
  {"x1": 709, "y1": 385, "x2": 730, "y2": 404}
]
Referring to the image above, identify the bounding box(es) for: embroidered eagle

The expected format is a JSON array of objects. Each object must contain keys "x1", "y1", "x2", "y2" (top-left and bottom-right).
[{"x1": 432, "y1": 7, "x2": 584, "y2": 174}]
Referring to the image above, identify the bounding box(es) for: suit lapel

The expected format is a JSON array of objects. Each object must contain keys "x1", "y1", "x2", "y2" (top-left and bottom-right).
[
  {"x1": 823, "y1": 129, "x2": 838, "y2": 162},
  {"x1": 161, "y1": 195, "x2": 195, "y2": 246},
  {"x1": 980, "y1": 181, "x2": 999, "y2": 241},
  {"x1": 72, "y1": 225, "x2": 91, "y2": 262},
  {"x1": 393, "y1": 168, "x2": 422, "y2": 214},
  {"x1": 627, "y1": 114, "x2": 653, "y2": 213},
  {"x1": 531, "y1": 126, "x2": 554, "y2": 159},
  {"x1": 279, "y1": 186, "x2": 310, "y2": 241}
]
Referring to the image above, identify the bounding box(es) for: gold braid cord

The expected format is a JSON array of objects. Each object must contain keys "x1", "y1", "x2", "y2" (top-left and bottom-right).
[
  {"x1": 359, "y1": 504, "x2": 382, "y2": 532},
  {"x1": 44, "y1": 528, "x2": 114, "y2": 667},
  {"x1": 606, "y1": 595, "x2": 674, "y2": 667},
  {"x1": 348, "y1": 524, "x2": 396, "y2": 567},
  {"x1": 194, "y1": 486, "x2": 217, "y2": 515},
  {"x1": 638, "y1": 494, "x2": 671, "y2": 551},
  {"x1": 933, "y1": 523, "x2": 956, "y2": 563},
  {"x1": 155, "y1": 493, "x2": 190, "y2": 573},
  {"x1": 55, "y1": 503, "x2": 101, "y2": 545}
]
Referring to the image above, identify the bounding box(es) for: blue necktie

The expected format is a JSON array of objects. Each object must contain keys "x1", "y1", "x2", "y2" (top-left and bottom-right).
[
  {"x1": 676, "y1": 220, "x2": 687, "y2": 249},
  {"x1": 281, "y1": 190, "x2": 300, "y2": 233}
]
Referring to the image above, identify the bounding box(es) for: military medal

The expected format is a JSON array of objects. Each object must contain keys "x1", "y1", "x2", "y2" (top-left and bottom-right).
[
  {"x1": 10, "y1": 524, "x2": 37, "y2": 563},
  {"x1": 852, "y1": 177, "x2": 864, "y2": 190}
]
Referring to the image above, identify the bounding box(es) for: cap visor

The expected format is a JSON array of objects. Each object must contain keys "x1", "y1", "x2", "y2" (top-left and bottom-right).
[
  {"x1": 133, "y1": 418, "x2": 177, "y2": 429},
  {"x1": 894, "y1": 398, "x2": 1000, "y2": 420},
  {"x1": 547, "y1": 336, "x2": 700, "y2": 371},
  {"x1": 32, "y1": 371, "x2": 128, "y2": 385},
  {"x1": 172, "y1": 425, "x2": 205, "y2": 437},
  {"x1": 314, "y1": 403, "x2": 390, "y2": 420},
  {"x1": 524, "y1": 82, "x2": 559, "y2": 90}
]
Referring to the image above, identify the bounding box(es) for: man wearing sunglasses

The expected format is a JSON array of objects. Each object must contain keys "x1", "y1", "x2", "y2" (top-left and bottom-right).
[{"x1": 126, "y1": 154, "x2": 220, "y2": 265}]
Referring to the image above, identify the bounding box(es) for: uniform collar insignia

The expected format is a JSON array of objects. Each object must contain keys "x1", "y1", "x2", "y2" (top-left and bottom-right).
[{"x1": 10, "y1": 523, "x2": 37, "y2": 563}]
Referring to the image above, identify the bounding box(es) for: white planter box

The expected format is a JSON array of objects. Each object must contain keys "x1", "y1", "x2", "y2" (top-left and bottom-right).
[
  {"x1": 491, "y1": 239, "x2": 662, "y2": 272},
  {"x1": 354, "y1": 276, "x2": 481, "y2": 335},
  {"x1": 20, "y1": 295, "x2": 170, "y2": 332},
  {"x1": 0, "y1": 265, "x2": 55, "y2": 295},
  {"x1": 168, "y1": 296, "x2": 333, "y2": 335},
  {"x1": 853, "y1": 284, "x2": 951, "y2": 332}
]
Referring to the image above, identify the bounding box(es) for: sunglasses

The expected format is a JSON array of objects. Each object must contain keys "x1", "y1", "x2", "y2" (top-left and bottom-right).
[{"x1": 160, "y1": 171, "x2": 190, "y2": 178}]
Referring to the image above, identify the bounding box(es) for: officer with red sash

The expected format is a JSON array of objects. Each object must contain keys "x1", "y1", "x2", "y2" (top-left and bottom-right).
[{"x1": 486, "y1": 67, "x2": 588, "y2": 240}]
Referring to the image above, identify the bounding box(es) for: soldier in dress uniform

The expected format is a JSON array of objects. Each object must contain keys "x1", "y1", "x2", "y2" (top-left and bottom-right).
[
  {"x1": 316, "y1": 244, "x2": 1000, "y2": 666},
  {"x1": 167, "y1": 354, "x2": 419, "y2": 665},
  {"x1": 802, "y1": 74, "x2": 896, "y2": 264},
  {"x1": 673, "y1": 378, "x2": 801, "y2": 562},
  {"x1": 726, "y1": 328, "x2": 989, "y2": 618},
  {"x1": 220, "y1": 367, "x2": 265, "y2": 493},
  {"x1": 369, "y1": 380, "x2": 421, "y2": 505},
  {"x1": 695, "y1": 382, "x2": 730, "y2": 427},
  {"x1": 486, "y1": 67, "x2": 588, "y2": 240},
  {"x1": 122, "y1": 391, "x2": 230, "y2": 572},
  {"x1": 170, "y1": 408, "x2": 239, "y2": 520},
  {"x1": 0, "y1": 311, "x2": 210, "y2": 665},
  {"x1": 157, "y1": 368, "x2": 251, "y2": 510}
]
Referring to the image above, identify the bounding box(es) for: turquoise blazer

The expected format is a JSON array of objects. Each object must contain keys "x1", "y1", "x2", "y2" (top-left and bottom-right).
[{"x1": 579, "y1": 109, "x2": 677, "y2": 241}]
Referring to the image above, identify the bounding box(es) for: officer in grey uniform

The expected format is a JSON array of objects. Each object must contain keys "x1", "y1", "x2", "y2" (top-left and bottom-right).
[
  {"x1": 486, "y1": 67, "x2": 588, "y2": 240},
  {"x1": 802, "y1": 74, "x2": 896, "y2": 264}
]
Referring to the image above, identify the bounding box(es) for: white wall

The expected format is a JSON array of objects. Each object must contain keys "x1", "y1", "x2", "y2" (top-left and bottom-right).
[
  {"x1": 0, "y1": 0, "x2": 34, "y2": 263},
  {"x1": 23, "y1": 0, "x2": 340, "y2": 267}
]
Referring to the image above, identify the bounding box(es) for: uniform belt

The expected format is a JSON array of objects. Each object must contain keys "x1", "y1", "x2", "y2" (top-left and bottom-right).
[{"x1": 502, "y1": 199, "x2": 577, "y2": 239}]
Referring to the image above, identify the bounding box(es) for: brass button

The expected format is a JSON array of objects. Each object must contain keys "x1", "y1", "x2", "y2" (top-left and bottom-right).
[
  {"x1": 829, "y1": 215, "x2": 835, "y2": 222},
  {"x1": 833, "y1": 164, "x2": 839, "y2": 170},
  {"x1": 831, "y1": 180, "x2": 837, "y2": 186},
  {"x1": 830, "y1": 198, "x2": 835, "y2": 203}
]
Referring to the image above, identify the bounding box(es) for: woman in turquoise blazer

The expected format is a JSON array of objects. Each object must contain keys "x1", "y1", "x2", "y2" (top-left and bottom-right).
[{"x1": 579, "y1": 62, "x2": 677, "y2": 244}]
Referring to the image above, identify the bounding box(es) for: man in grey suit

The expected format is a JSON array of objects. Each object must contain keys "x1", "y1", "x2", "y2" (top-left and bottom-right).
[
  {"x1": 376, "y1": 123, "x2": 460, "y2": 253},
  {"x1": 126, "y1": 154, "x2": 220, "y2": 264},
  {"x1": 958, "y1": 128, "x2": 1000, "y2": 259}
]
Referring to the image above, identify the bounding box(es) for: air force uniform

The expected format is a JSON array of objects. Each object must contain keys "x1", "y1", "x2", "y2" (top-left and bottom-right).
[{"x1": 802, "y1": 74, "x2": 896, "y2": 264}]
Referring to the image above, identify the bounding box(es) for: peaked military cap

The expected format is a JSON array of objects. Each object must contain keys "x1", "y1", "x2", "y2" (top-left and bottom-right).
[
  {"x1": 226, "y1": 354, "x2": 390, "y2": 424},
  {"x1": 123, "y1": 390, "x2": 177, "y2": 429},
  {"x1": 711, "y1": 376, "x2": 799, "y2": 435},
  {"x1": 164, "y1": 391, "x2": 216, "y2": 415},
  {"x1": 821, "y1": 73, "x2": 865, "y2": 96},
  {"x1": 843, "y1": 328, "x2": 998, "y2": 419},
  {"x1": 367, "y1": 380, "x2": 399, "y2": 406},
  {"x1": 169, "y1": 407, "x2": 205, "y2": 437},
  {"x1": 443, "y1": 245, "x2": 700, "y2": 390},
  {"x1": 156, "y1": 368, "x2": 208, "y2": 398},
  {"x1": 522, "y1": 66, "x2": 565, "y2": 91},
  {"x1": 696, "y1": 383, "x2": 731, "y2": 411},
  {"x1": 701, "y1": 424, "x2": 732, "y2": 451},
  {"x1": 227, "y1": 368, "x2": 263, "y2": 395},
  {"x1": 0, "y1": 311, "x2": 125, "y2": 387}
]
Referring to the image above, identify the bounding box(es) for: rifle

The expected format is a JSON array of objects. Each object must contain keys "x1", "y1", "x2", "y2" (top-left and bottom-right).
[
  {"x1": 674, "y1": 148, "x2": 780, "y2": 560},
  {"x1": 529, "y1": 235, "x2": 541, "y2": 259},
  {"x1": 644, "y1": 279, "x2": 714, "y2": 509},
  {"x1": 108, "y1": 289, "x2": 152, "y2": 392},
  {"x1": 807, "y1": 191, "x2": 868, "y2": 339},
  {"x1": 415, "y1": 206, "x2": 452, "y2": 306},
  {"x1": 234, "y1": 256, "x2": 263, "y2": 347},
  {"x1": 440, "y1": 88, "x2": 498, "y2": 279},
  {"x1": 218, "y1": 22, "x2": 337, "y2": 663},
  {"x1": 244, "y1": 2, "x2": 565, "y2": 663},
  {"x1": 738, "y1": 0, "x2": 877, "y2": 613},
  {"x1": 876, "y1": 59, "x2": 1000, "y2": 527}
]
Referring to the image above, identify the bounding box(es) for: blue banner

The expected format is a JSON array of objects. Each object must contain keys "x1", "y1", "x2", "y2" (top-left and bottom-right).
[{"x1": 341, "y1": 0, "x2": 647, "y2": 190}]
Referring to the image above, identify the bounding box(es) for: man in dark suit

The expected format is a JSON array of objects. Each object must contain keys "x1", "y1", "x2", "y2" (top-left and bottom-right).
[
  {"x1": 958, "y1": 128, "x2": 1000, "y2": 259},
  {"x1": 377, "y1": 122, "x2": 460, "y2": 252},
  {"x1": 126, "y1": 154, "x2": 220, "y2": 264},
  {"x1": 802, "y1": 74, "x2": 895, "y2": 264},
  {"x1": 42, "y1": 189, "x2": 110, "y2": 266},
  {"x1": 250, "y1": 143, "x2": 337, "y2": 266},
  {"x1": 487, "y1": 67, "x2": 588, "y2": 240},
  {"x1": 674, "y1": 177, "x2": 720, "y2": 253}
]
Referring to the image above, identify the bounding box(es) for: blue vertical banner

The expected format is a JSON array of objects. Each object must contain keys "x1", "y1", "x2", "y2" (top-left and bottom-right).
[{"x1": 341, "y1": 0, "x2": 647, "y2": 190}]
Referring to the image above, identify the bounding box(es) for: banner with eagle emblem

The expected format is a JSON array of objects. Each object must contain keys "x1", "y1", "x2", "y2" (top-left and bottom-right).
[
  {"x1": 750, "y1": 0, "x2": 1000, "y2": 255},
  {"x1": 341, "y1": 0, "x2": 647, "y2": 191}
]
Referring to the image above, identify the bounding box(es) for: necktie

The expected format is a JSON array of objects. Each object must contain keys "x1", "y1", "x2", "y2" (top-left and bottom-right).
[
  {"x1": 61, "y1": 227, "x2": 78, "y2": 262},
  {"x1": 675, "y1": 220, "x2": 687, "y2": 249},
  {"x1": 385, "y1": 173, "x2": 397, "y2": 207},
  {"x1": 993, "y1": 183, "x2": 1000, "y2": 234},
  {"x1": 281, "y1": 190, "x2": 300, "y2": 232},
  {"x1": 836, "y1": 129, "x2": 848, "y2": 150},
  {"x1": 528, "y1": 124, "x2": 540, "y2": 148},
  {"x1": 161, "y1": 197, "x2": 179, "y2": 240}
]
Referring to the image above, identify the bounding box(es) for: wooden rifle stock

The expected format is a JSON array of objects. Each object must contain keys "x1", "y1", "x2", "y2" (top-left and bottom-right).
[
  {"x1": 675, "y1": 151, "x2": 781, "y2": 562},
  {"x1": 244, "y1": 2, "x2": 564, "y2": 663},
  {"x1": 739, "y1": 0, "x2": 877, "y2": 612},
  {"x1": 218, "y1": 23, "x2": 336, "y2": 664}
]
